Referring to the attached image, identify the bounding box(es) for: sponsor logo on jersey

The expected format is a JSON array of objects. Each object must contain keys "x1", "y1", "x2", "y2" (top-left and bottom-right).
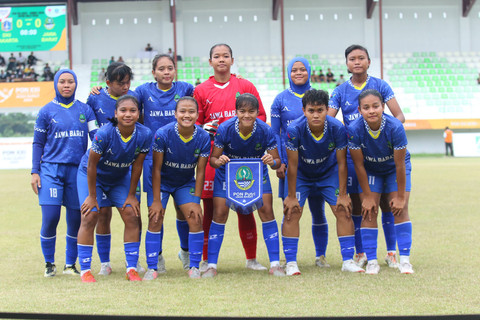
[
  {"x1": 148, "y1": 96, "x2": 155, "y2": 102},
  {"x1": 206, "y1": 99, "x2": 213, "y2": 105},
  {"x1": 299, "y1": 145, "x2": 306, "y2": 151},
  {"x1": 98, "y1": 108, "x2": 106, "y2": 114},
  {"x1": 51, "y1": 118, "x2": 58, "y2": 124},
  {"x1": 79, "y1": 114, "x2": 86, "y2": 123},
  {"x1": 234, "y1": 166, "x2": 254, "y2": 191},
  {"x1": 345, "y1": 101, "x2": 351, "y2": 106},
  {"x1": 167, "y1": 147, "x2": 173, "y2": 154},
  {"x1": 282, "y1": 106, "x2": 290, "y2": 112},
  {"x1": 106, "y1": 148, "x2": 114, "y2": 155}
]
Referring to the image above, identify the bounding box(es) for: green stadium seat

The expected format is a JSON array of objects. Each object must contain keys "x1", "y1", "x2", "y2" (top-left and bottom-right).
[{"x1": 92, "y1": 59, "x2": 99, "y2": 65}]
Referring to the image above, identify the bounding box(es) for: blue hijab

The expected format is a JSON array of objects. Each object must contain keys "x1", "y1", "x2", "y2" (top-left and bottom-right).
[
  {"x1": 287, "y1": 57, "x2": 311, "y2": 95},
  {"x1": 54, "y1": 68, "x2": 77, "y2": 105}
]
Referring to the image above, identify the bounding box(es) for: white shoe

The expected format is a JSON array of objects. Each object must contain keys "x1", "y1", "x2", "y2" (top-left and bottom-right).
[
  {"x1": 98, "y1": 262, "x2": 112, "y2": 276},
  {"x1": 199, "y1": 260, "x2": 208, "y2": 273},
  {"x1": 143, "y1": 268, "x2": 158, "y2": 280},
  {"x1": 202, "y1": 267, "x2": 217, "y2": 278},
  {"x1": 354, "y1": 253, "x2": 368, "y2": 268},
  {"x1": 341, "y1": 259, "x2": 365, "y2": 273},
  {"x1": 245, "y1": 259, "x2": 267, "y2": 271},
  {"x1": 157, "y1": 254, "x2": 166, "y2": 274},
  {"x1": 384, "y1": 252, "x2": 399, "y2": 268},
  {"x1": 398, "y1": 262, "x2": 414, "y2": 274},
  {"x1": 315, "y1": 255, "x2": 330, "y2": 268},
  {"x1": 178, "y1": 249, "x2": 190, "y2": 270},
  {"x1": 285, "y1": 262, "x2": 301, "y2": 276},
  {"x1": 188, "y1": 267, "x2": 201, "y2": 279},
  {"x1": 136, "y1": 262, "x2": 146, "y2": 274},
  {"x1": 365, "y1": 261, "x2": 380, "y2": 275},
  {"x1": 268, "y1": 265, "x2": 285, "y2": 277}
]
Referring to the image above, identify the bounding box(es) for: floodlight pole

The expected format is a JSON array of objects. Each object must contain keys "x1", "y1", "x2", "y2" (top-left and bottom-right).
[
  {"x1": 171, "y1": 0, "x2": 178, "y2": 81},
  {"x1": 67, "y1": 0, "x2": 73, "y2": 69},
  {"x1": 280, "y1": 0, "x2": 285, "y2": 88},
  {"x1": 379, "y1": 0, "x2": 384, "y2": 79}
]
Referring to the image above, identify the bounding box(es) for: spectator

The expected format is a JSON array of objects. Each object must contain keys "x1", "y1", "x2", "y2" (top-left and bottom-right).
[
  {"x1": 477, "y1": 73, "x2": 480, "y2": 85},
  {"x1": 109, "y1": 56, "x2": 115, "y2": 65},
  {"x1": 25, "y1": 67, "x2": 39, "y2": 81},
  {"x1": 98, "y1": 67, "x2": 106, "y2": 82},
  {"x1": 0, "y1": 70, "x2": 7, "y2": 82},
  {"x1": 318, "y1": 69, "x2": 325, "y2": 83},
  {"x1": 0, "y1": 53, "x2": 5, "y2": 67},
  {"x1": 167, "y1": 48, "x2": 174, "y2": 58},
  {"x1": 326, "y1": 68, "x2": 335, "y2": 83},
  {"x1": 336, "y1": 74, "x2": 346, "y2": 87},
  {"x1": 145, "y1": 43, "x2": 153, "y2": 52},
  {"x1": 43, "y1": 63, "x2": 54, "y2": 81},
  {"x1": 15, "y1": 64, "x2": 25, "y2": 80},
  {"x1": 444, "y1": 126, "x2": 454, "y2": 156},
  {"x1": 117, "y1": 56, "x2": 124, "y2": 63},
  {"x1": 7, "y1": 53, "x2": 16, "y2": 72},
  {"x1": 28, "y1": 52, "x2": 38, "y2": 65},
  {"x1": 17, "y1": 52, "x2": 26, "y2": 66},
  {"x1": 195, "y1": 78, "x2": 201, "y2": 86},
  {"x1": 310, "y1": 70, "x2": 318, "y2": 83}
]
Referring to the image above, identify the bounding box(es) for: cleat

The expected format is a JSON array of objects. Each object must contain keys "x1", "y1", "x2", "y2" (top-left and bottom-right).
[
  {"x1": 269, "y1": 265, "x2": 286, "y2": 277},
  {"x1": 341, "y1": 259, "x2": 365, "y2": 273},
  {"x1": 178, "y1": 249, "x2": 190, "y2": 270},
  {"x1": 315, "y1": 255, "x2": 330, "y2": 268},
  {"x1": 143, "y1": 268, "x2": 158, "y2": 280},
  {"x1": 136, "y1": 262, "x2": 146, "y2": 274},
  {"x1": 157, "y1": 254, "x2": 166, "y2": 274},
  {"x1": 187, "y1": 267, "x2": 201, "y2": 279},
  {"x1": 285, "y1": 262, "x2": 301, "y2": 276},
  {"x1": 81, "y1": 270, "x2": 96, "y2": 283},
  {"x1": 202, "y1": 267, "x2": 217, "y2": 278},
  {"x1": 365, "y1": 261, "x2": 380, "y2": 275},
  {"x1": 245, "y1": 259, "x2": 267, "y2": 271},
  {"x1": 384, "y1": 252, "x2": 399, "y2": 268},
  {"x1": 126, "y1": 269, "x2": 142, "y2": 281},
  {"x1": 199, "y1": 261, "x2": 208, "y2": 273},
  {"x1": 354, "y1": 253, "x2": 368, "y2": 268},
  {"x1": 44, "y1": 262, "x2": 56, "y2": 277},
  {"x1": 63, "y1": 264, "x2": 80, "y2": 275},
  {"x1": 398, "y1": 262, "x2": 414, "y2": 274},
  {"x1": 98, "y1": 263, "x2": 112, "y2": 276}
]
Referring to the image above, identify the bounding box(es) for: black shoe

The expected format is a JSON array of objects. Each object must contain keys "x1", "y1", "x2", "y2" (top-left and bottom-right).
[{"x1": 44, "y1": 262, "x2": 57, "y2": 277}]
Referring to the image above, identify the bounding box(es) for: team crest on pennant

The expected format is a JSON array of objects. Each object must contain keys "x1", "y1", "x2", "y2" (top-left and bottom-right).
[{"x1": 226, "y1": 160, "x2": 263, "y2": 214}]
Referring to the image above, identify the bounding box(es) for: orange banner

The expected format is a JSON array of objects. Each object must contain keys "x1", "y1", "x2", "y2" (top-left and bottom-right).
[
  {"x1": 0, "y1": 82, "x2": 55, "y2": 108},
  {"x1": 404, "y1": 119, "x2": 480, "y2": 130}
]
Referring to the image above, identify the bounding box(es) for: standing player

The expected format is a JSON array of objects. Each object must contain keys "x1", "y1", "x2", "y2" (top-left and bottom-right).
[
  {"x1": 194, "y1": 43, "x2": 267, "y2": 272},
  {"x1": 76, "y1": 95, "x2": 152, "y2": 282},
  {"x1": 283, "y1": 89, "x2": 365, "y2": 275},
  {"x1": 135, "y1": 54, "x2": 195, "y2": 272},
  {"x1": 271, "y1": 57, "x2": 330, "y2": 268},
  {"x1": 328, "y1": 44, "x2": 405, "y2": 268},
  {"x1": 31, "y1": 69, "x2": 98, "y2": 277},
  {"x1": 202, "y1": 93, "x2": 284, "y2": 278},
  {"x1": 347, "y1": 89, "x2": 413, "y2": 275},
  {"x1": 146, "y1": 97, "x2": 210, "y2": 280},
  {"x1": 87, "y1": 62, "x2": 139, "y2": 276}
]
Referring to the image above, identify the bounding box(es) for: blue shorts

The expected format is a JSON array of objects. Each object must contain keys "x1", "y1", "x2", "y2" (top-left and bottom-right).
[
  {"x1": 150, "y1": 180, "x2": 200, "y2": 208},
  {"x1": 359, "y1": 170, "x2": 412, "y2": 194},
  {"x1": 38, "y1": 163, "x2": 80, "y2": 209},
  {"x1": 285, "y1": 171, "x2": 338, "y2": 207},
  {"x1": 346, "y1": 157, "x2": 360, "y2": 194},
  {"x1": 213, "y1": 165, "x2": 272, "y2": 198},
  {"x1": 77, "y1": 169, "x2": 132, "y2": 212},
  {"x1": 278, "y1": 177, "x2": 286, "y2": 199}
]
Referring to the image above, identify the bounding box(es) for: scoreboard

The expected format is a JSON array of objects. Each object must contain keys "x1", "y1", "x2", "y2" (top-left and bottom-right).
[{"x1": 0, "y1": 5, "x2": 66, "y2": 52}]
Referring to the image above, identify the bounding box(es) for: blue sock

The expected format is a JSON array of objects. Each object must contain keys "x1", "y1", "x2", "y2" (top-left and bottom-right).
[
  {"x1": 96, "y1": 234, "x2": 111, "y2": 263},
  {"x1": 65, "y1": 208, "x2": 81, "y2": 266},
  {"x1": 124, "y1": 242, "x2": 140, "y2": 269},
  {"x1": 338, "y1": 235, "x2": 355, "y2": 261},
  {"x1": 361, "y1": 228, "x2": 378, "y2": 261},
  {"x1": 309, "y1": 196, "x2": 328, "y2": 257},
  {"x1": 282, "y1": 236, "x2": 299, "y2": 263},
  {"x1": 352, "y1": 215, "x2": 364, "y2": 254},
  {"x1": 159, "y1": 224, "x2": 164, "y2": 255},
  {"x1": 40, "y1": 205, "x2": 61, "y2": 263},
  {"x1": 145, "y1": 230, "x2": 161, "y2": 269},
  {"x1": 395, "y1": 221, "x2": 412, "y2": 257},
  {"x1": 262, "y1": 220, "x2": 280, "y2": 263},
  {"x1": 207, "y1": 222, "x2": 225, "y2": 265},
  {"x1": 177, "y1": 219, "x2": 189, "y2": 251},
  {"x1": 77, "y1": 244, "x2": 93, "y2": 271},
  {"x1": 382, "y1": 211, "x2": 397, "y2": 252},
  {"x1": 189, "y1": 231, "x2": 204, "y2": 268}
]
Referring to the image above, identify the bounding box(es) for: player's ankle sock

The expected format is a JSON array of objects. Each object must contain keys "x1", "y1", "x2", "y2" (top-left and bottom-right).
[
  {"x1": 65, "y1": 233, "x2": 78, "y2": 266},
  {"x1": 395, "y1": 221, "x2": 412, "y2": 257},
  {"x1": 338, "y1": 235, "x2": 355, "y2": 261},
  {"x1": 77, "y1": 244, "x2": 93, "y2": 271},
  {"x1": 382, "y1": 211, "x2": 397, "y2": 252},
  {"x1": 96, "y1": 233, "x2": 111, "y2": 264},
  {"x1": 145, "y1": 230, "x2": 161, "y2": 269},
  {"x1": 361, "y1": 228, "x2": 378, "y2": 261},
  {"x1": 312, "y1": 222, "x2": 328, "y2": 257},
  {"x1": 202, "y1": 199, "x2": 214, "y2": 261},
  {"x1": 237, "y1": 212, "x2": 257, "y2": 260},
  {"x1": 282, "y1": 236, "x2": 299, "y2": 263},
  {"x1": 352, "y1": 215, "x2": 364, "y2": 253},
  {"x1": 189, "y1": 231, "x2": 204, "y2": 268},
  {"x1": 176, "y1": 219, "x2": 189, "y2": 251},
  {"x1": 124, "y1": 242, "x2": 140, "y2": 269},
  {"x1": 207, "y1": 222, "x2": 225, "y2": 265},
  {"x1": 40, "y1": 235, "x2": 56, "y2": 263},
  {"x1": 262, "y1": 220, "x2": 280, "y2": 263}
]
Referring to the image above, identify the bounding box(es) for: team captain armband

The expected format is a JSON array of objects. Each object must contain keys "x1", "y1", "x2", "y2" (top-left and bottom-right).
[{"x1": 88, "y1": 119, "x2": 99, "y2": 132}]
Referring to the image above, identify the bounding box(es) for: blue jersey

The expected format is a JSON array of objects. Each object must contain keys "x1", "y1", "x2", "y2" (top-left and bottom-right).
[
  {"x1": 347, "y1": 113, "x2": 411, "y2": 175},
  {"x1": 329, "y1": 75, "x2": 395, "y2": 127},
  {"x1": 79, "y1": 122, "x2": 152, "y2": 184},
  {"x1": 270, "y1": 88, "x2": 305, "y2": 164},
  {"x1": 152, "y1": 122, "x2": 210, "y2": 189},
  {"x1": 286, "y1": 115, "x2": 347, "y2": 180},
  {"x1": 33, "y1": 99, "x2": 97, "y2": 166},
  {"x1": 135, "y1": 81, "x2": 194, "y2": 133},
  {"x1": 214, "y1": 117, "x2": 277, "y2": 176},
  {"x1": 86, "y1": 88, "x2": 136, "y2": 127}
]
